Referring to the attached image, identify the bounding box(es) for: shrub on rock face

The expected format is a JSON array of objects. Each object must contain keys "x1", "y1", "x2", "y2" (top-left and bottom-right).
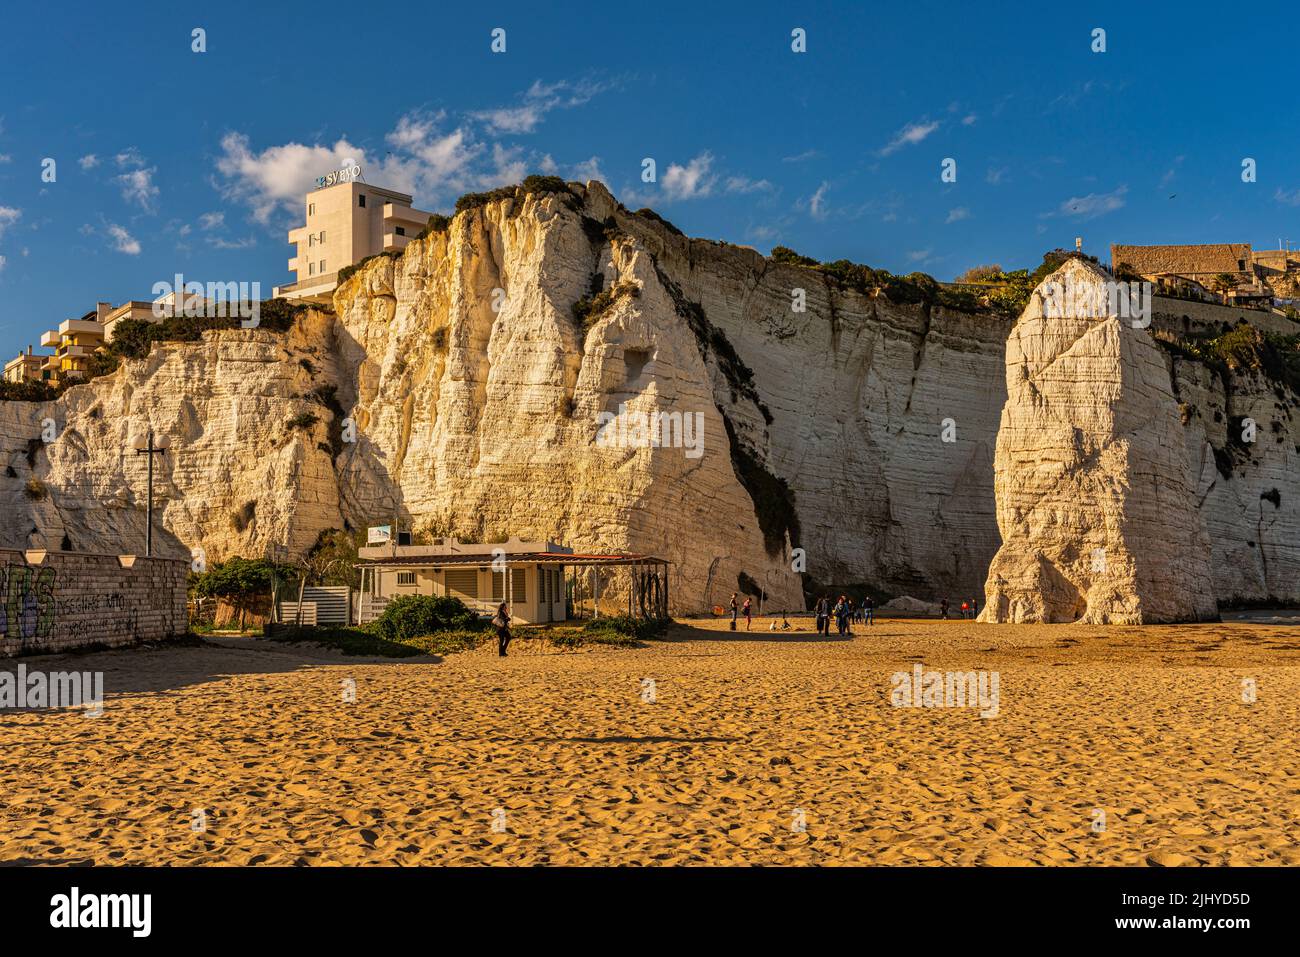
[
  {"x1": 770, "y1": 245, "x2": 819, "y2": 267},
  {"x1": 337, "y1": 251, "x2": 400, "y2": 286},
  {"x1": 0, "y1": 380, "x2": 57, "y2": 402},
  {"x1": 415, "y1": 214, "x2": 452, "y2": 240},
  {"x1": 285, "y1": 412, "x2": 320, "y2": 432},
  {"x1": 572, "y1": 281, "x2": 640, "y2": 335},
  {"x1": 371, "y1": 594, "x2": 485, "y2": 643}
]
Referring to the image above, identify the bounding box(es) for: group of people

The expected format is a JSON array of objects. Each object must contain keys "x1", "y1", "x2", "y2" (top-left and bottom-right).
[
  {"x1": 812, "y1": 594, "x2": 874, "y2": 635},
  {"x1": 496, "y1": 587, "x2": 985, "y2": 659},
  {"x1": 728, "y1": 593, "x2": 755, "y2": 630},
  {"x1": 938, "y1": 597, "x2": 980, "y2": 620}
]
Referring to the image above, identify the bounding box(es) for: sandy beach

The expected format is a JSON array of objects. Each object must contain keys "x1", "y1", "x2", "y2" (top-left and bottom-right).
[{"x1": 2, "y1": 616, "x2": 1298, "y2": 866}]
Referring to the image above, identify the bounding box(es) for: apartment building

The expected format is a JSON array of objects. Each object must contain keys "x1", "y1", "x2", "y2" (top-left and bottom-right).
[
  {"x1": 38, "y1": 312, "x2": 106, "y2": 384},
  {"x1": 2, "y1": 346, "x2": 47, "y2": 384},
  {"x1": 98, "y1": 291, "x2": 217, "y2": 343},
  {"x1": 273, "y1": 177, "x2": 436, "y2": 303}
]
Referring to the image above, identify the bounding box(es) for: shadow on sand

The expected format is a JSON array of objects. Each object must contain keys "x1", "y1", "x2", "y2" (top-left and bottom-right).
[
  {"x1": 657, "y1": 619, "x2": 870, "y2": 643},
  {"x1": 0, "y1": 633, "x2": 440, "y2": 708}
]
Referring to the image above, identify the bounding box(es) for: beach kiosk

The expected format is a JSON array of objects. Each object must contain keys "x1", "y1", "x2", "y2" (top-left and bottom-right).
[{"x1": 356, "y1": 536, "x2": 669, "y2": 625}]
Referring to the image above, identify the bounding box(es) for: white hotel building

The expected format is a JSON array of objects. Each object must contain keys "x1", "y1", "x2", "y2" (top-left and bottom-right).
[{"x1": 273, "y1": 176, "x2": 437, "y2": 303}]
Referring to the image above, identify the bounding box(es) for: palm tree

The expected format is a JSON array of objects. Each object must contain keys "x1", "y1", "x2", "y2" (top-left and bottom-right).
[{"x1": 1211, "y1": 273, "x2": 1238, "y2": 303}]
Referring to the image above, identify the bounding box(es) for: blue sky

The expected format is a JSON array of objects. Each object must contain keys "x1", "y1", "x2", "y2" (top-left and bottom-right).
[{"x1": 1, "y1": 0, "x2": 1297, "y2": 357}]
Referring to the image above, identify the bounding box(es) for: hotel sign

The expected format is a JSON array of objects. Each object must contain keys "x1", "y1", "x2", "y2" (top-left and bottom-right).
[
  {"x1": 315, "y1": 163, "x2": 362, "y2": 189},
  {"x1": 367, "y1": 525, "x2": 392, "y2": 545}
]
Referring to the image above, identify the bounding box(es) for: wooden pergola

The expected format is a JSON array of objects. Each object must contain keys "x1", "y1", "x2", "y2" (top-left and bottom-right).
[{"x1": 559, "y1": 553, "x2": 671, "y2": 621}]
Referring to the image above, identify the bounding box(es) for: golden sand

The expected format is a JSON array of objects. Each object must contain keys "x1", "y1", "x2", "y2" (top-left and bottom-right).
[{"x1": 2, "y1": 616, "x2": 1298, "y2": 865}]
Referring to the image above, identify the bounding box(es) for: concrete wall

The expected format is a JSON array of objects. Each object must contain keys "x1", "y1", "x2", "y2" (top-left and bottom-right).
[{"x1": 0, "y1": 549, "x2": 187, "y2": 657}]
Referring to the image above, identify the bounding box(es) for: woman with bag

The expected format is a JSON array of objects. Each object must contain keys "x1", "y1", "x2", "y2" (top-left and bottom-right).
[{"x1": 492, "y1": 602, "x2": 513, "y2": 657}]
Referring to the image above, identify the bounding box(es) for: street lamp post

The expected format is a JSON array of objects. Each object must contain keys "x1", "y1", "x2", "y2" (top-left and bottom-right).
[{"x1": 133, "y1": 428, "x2": 169, "y2": 557}]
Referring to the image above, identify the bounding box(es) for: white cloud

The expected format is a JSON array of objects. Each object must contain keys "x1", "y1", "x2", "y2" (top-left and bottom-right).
[
  {"x1": 879, "y1": 120, "x2": 939, "y2": 156},
  {"x1": 661, "y1": 152, "x2": 716, "y2": 201},
  {"x1": 474, "y1": 103, "x2": 547, "y2": 135},
  {"x1": 471, "y1": 77, "x2": 615, "y2": 135},
  {"x1": 209, "y1": 235, "x2": 255, "y2": 249},
  {"x1": 116, "y1": 167, "x2": 159, "y2": 211},
  {"x1": 215, "y1": 82, "x2": 617, "y2": 225},
  {"x1": 0, "y1": 254, "x2": 6, "y2": 271},
  {"x1": 79, "y1": 154, "x2": 100, "y2": 170},
  {"x1": 725, "y1": 175, "x2": 774, "y2": 195},
  {"x1": 0, "y1": 206, "x2": 20, "y2": 238},
  {"x1": 0, "y1": 154, "x2": 11, "y2": 164},
  {"x1": 945, "y1": 206, "x2": 971, "y2": 224},
  {"x1": 809, "y1": 181, "x2": 830, "y2": 220},
  {"x1": 488, "y1": 142, "x2": 528, "y2": 185},
  {"x1": 907, "y1": 249, "x2": 932, "y2": 262},
  {"x1": 106, "y1": 223, "x2": 141, "y2": 255},
  {"x1": 1056, "y1": 185, "x2": 1128, "y2": 219},
  {"x1": 781, "y1": 149, "x2": 821, "y2": 163},
  {"x1": 961, "y1": 114, "x2": 977, "y2": 126},
  {"x1": 569, "y1": 156, "x2": 605, "y2": 183},
  {"x1": 217, "y1": 132, "x2": 377, "y2": 224},
  {"x1": 1274, "y1": 187, "x2": 1300, "y2": 207},
  {"x1": 114, "y1": 147, "x2": 145, "y2": 169},
  {"x1": 199, "y1": 211, "x2": 225, "y2": 230}
]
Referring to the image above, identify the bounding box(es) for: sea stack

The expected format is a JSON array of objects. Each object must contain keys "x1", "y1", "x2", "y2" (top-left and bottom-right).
[{"x1": 981, "y1": 258, "x2": 1219, "y2": 623}]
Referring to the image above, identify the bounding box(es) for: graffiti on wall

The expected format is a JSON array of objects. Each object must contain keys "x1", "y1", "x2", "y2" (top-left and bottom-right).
[{"x1": 0, "y1": 563, "x2": 57, "y2": 643}]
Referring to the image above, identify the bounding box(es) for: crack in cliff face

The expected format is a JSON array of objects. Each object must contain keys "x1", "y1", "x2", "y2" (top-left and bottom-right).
[
  {"x1": 647, "y1": 255, "x2": 798, "y2": 557},
  {"x1": 902, "y1": 303, "x2": 934, "y2": 415}
]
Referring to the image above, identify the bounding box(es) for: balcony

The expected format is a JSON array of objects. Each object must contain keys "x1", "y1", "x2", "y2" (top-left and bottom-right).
[
  {"x1": 40, "y1": 330, "x2": 60, "y2": 348},
  {"x1": 60, "y1": 319, "x2": 105, "y2": 336},
  {"x1": 383, "y1": 203, "x2": 434, "y2": 229},
  {"x1": 383, "y1": 233, "x2": 413, "y2": 252}
]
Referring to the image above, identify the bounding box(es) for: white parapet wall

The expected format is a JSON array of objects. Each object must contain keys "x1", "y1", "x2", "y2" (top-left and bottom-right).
[{"x1": 0, "y1": 549, "x2": 188, "y2": 657}]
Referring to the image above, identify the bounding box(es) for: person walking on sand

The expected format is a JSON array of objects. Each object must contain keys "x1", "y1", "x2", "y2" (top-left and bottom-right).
[
  {"x1": 960, "y1": 600, "x2": 969, "y2": 620},
  {"x1": 863, "y1": 595, "x2": 874, "y2": 626},
  {"x1": 492, "y1": 601, "x2": 512, "y2": 657},
  {"x1": 815, "y1": 595, "x2": 829, "y2": 635},
  {"x1": 742, "y1": 596, "x2": 753, "y2": 630},
  {"x1": 730, "y1": 593, "x2": 738, "y2": 630},
  {"x1": 970, "y1": 597, "x2": 979, "y2": 620},
  {"x1": 833, "y1": 595, "x2": 848, "y2": 636},
  {"x1": 940, "y1": 597, "x2": 949, "y2": 620}
]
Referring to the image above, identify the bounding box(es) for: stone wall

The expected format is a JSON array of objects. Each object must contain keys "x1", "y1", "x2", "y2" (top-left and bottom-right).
[
  {"x1": 1152, "y1": 296, "x2": 1300, "y2": 338},
  {"x1": 0, "y1": 549, "x2": 187, "y2": 657}
]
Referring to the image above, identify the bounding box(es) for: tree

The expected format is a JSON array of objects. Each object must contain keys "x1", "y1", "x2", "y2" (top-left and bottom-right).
[
  {"x1": 1212, "y1": 273, "x2": 1239, "y2": 302},
  {"x1": 955, "y1": 264, "x2": 1004, "y2": 284},
  {"x1": 190, "y1": 557, "x2": 295, "y2": 629}
]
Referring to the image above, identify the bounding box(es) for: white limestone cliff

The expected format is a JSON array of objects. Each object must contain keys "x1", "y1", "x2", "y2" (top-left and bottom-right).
[
  {"x1": 3, "y1": 182, "x2": 1295, "y2": 614},
  {"x1": 981, "y1": 258, "x2": 1220, "y2": 623}
]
